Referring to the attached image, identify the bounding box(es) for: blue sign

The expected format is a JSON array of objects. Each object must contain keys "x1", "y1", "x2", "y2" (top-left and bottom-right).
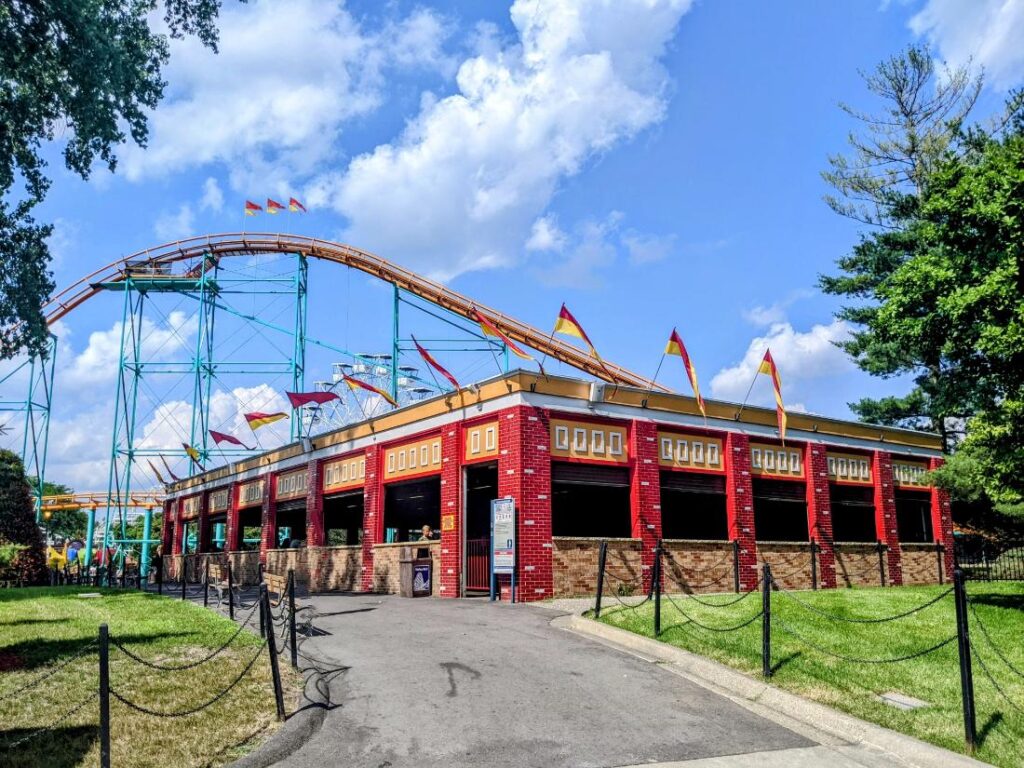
[{"x1": 413, "y1": 563, "x2": 431, "y2": 593}]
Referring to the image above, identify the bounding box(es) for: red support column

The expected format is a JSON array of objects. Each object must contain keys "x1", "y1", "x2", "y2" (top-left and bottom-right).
[
  {"x1": 629, "y1": 420, "x2": 662, "y2": 593},
  {"x1": 725, "y1": 432, "x2": 758, "y2": 591},
  {"x1": 259, "y1": 474, "x2": 277, "y2": 565},
  {"x1": 805, "y1": 442, "x2": 837, "y2": 588},
  {"x1": 225, "y1": 482, "x2": 241, "y2": 551},
  {"x1": 497, "y1": 406, "x2": 553, "y2": 602},
  {"x1": 439, "y1": 428, "x2": 463, "y2": 598},
  {"x1": 161, "y1": 499, "x2": 175, "y2": 555},
  {"x1": 170, "y1": 498, "x2": 183, "y2": 556},
  {"x1": 197, "y1": 492, "x2": 211, "y2": 553},
  {"x1": 361, "y1": 445, "x2": 383, "y2": 592},
  {"x1": 306, "y1": 459, "x2": 325, "y2": 547},
  {"x1": 929, "y1": 456, "x2": 955, "y2": 579},
  {"x1": 872, "y1": 450, "x2": 903, "y2": 585}
]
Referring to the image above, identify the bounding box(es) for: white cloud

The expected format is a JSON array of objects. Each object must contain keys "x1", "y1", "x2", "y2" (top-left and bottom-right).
[
  {"x1": 622, "y1": 230, "x2": 675, "y2": 264},
  {"x1": 200, "y1": 176, "x2": 224, "y2": 212},
  {"x1": 323, "y1": 0, "x2": 693, "y2": 280},
  {"x1": 525, "y1": 215, "x2": 567, "y2": 252},
  {"x1": 153, "y1": 204, "x2": 195, "y2": 241},
  {"x1": 121, "y1": 0, "x2": 452, "y2": 187},
  {"x1": 742, "y1": 290, "x2": 814, "y2": 326},
  {"x1": 709, "y1": 319, "x2": 854, "y2": 407},
  {"x1": 909, "y1": 0, "x2": 1024, "y2": 90},
  {"x1": 46, "y1": 218, "x2": 78, "y2": 272},
  {"x1": 534, "y1": 212, "x2": 623, "y2": 288}
]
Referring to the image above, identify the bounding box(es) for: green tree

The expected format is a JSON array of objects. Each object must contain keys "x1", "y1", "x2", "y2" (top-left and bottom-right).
[
  {"x1": 0, "y1": 1, "x2": 239, "y2": 359},
  {"x1": 0, "y1": 449, "x2": 45, "y2": 582},
  {"x1": 34, "y1": 480, "x2": 89, "y2": 541}
]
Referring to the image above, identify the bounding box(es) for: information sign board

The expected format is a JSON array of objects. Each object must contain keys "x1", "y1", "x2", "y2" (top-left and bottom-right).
[{"x1": 491, "y1": 497, "x2": 516, "y2": 575}]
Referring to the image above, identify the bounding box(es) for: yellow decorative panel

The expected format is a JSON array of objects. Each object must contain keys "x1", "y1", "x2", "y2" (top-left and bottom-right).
[
  {"x1": 750, "y1": 442, "x2": 805, "y2": 479},
  {"x1": 209, "y1": 488, "x2": 229, "y2": 513},
  {"x1": 238, "y1": 478, "x2": 265, "y2": 508},
  {"x1": 384, "y1": 436, "x2": 443, "y2": 481},
  {"x1": 276, "y1": 469, "x2": 308, "y2": 500},
  {"x1": 827, "y1": 452, "x2": 872, "y2": 485},
  {"x1": 550, "y1": 419, "x2": 628, "y2": 464},
  {"x1": 657, "y1": 432, "x2": 724, "y2": 472},
  {"x1": 323, "y1": 455, "x2": 365, "y2": 492},
  {"x1": 893, "y1": 460, "x2": 931, "y2": 488},
  {"x1": 464, "y1": 421, "x2": 499, "y2": 461},
  {"x1": 181, "y1": 495, "x2": 201, "y2": 519}
]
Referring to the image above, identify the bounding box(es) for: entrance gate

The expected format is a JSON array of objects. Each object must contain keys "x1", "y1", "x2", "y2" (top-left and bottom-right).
[
  {"x1": 466, "y1": 539, "x2": 490, "y2": 592},
  {"x1": 464, "y1": 463, "x2": 498, "y2": 594}
]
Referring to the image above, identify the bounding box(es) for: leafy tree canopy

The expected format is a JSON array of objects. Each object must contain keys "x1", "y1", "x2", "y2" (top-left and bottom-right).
[
  {"x1": 0, "y1": 0, "x2": 239, "y2": 358},
  {"x1": 0, "y1": 449, "x2": 45, "y2": 581}
]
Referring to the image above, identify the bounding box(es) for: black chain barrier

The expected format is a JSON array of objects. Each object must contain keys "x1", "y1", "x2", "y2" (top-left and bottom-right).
[
  {"x1": 969, "y1": 640, "x2": 1024, "y2": 717},
  {"x1": 668, "y1": 580, "x2": 761, "y2": 608},
  {"x1": 1, "y1": 693, "x2": 97, "y2": 749},
  {"x1": 662, "y1": 548, "x2": 734, "y2": 575},
  {"x1": 662, "y1": 591, "x2": 765, "y2": 632},
  {"x1": 109, "y1": 598, "x2": 261, "y2": 671},
  {"x1": 772, "y1": 583, "x2": 953, "y2": 624},
  {"x1": 109, "y1": 638, "x2": 268, "y2": 718},
  {"x1": 966, "y1": 599, "x2": 1024, "y2": 683},
  {"x1": 0, "y1": 642, "x2": 97, "y2": 702},
  {"x1": 772, "y1": 612, "x2": 957, "y2": 664}
]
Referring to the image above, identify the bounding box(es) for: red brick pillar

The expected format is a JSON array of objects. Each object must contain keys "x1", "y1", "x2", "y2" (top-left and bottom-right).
[
  {"x1": 872, "y1": 451, "x2": 903, "y2": 585},
  {"x1": 805, "y1": 442, "x2": 837, "y2": 588},
  {"x1": 170, "y1": 498, "x2": 183, "y2": 556},
  {"x1": 306, "y1": 459, "x2": 325, "y2": 547},
  {"x1": 438, "y1": 429, "x2": 462, "y2": 597},
  {"x1": 929, "y1": 456, "x2": 955, "y2": 579},
  {"x1": 497, "y1": 405, "x2": 553, "y2": 601},
  {"x1": 225, "y1": 482, "x2": 241, "y2": 551},
  {"x1": 630, "y1": 420, "x2": 662, "y2": 593},
  {"x1": 259, "y1": 474, "x2": 277, "y2": 565},
  {"x1": 361, "y1": 445, "x2": 383, "y2": 592},
  {"x1": 197, "y1": 492, "x2": 211, "y2": 553},
  {"x1": 725, "y1": 432, "x2": 758, "y2": 590}
]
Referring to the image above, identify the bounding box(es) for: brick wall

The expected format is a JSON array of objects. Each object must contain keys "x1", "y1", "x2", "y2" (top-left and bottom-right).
[
  {"x1": 833, "y1": 543, "x2": 886, "y2": 588},
  {"x1": 498, "y1": 405, "x2": 553, "y2": 601},
  {"x1": 805, "y1": 442, "x2": 837, "y2": 587},
  {"x1": 630, "y1": 420, "x2": 662, "y2": 593},
  {"x1": 757, "y1": 543, "x2": 814, "y2": 590},
  {"x1": 266, "y1": 548, "x2": 310, "y2": 588},
  {"x1": 227, "y1": 551, "x2": 261, "y2": 585},
  {"x1": 901, "y1": 543, "x2": 945, "y2": 586},
  {"x1": 370, "y1": 541, "x2": 441, "y2": 594},
  {"x1": 929, "y1": 456, "x2": 955, "y2": 578},
  {"x1": 226, "y1": 482, "x2": 241, "y2": 551},
  {"x1": 872, "y1": 451, "x2": 903, "y2": 585},
  {"x1": 551, "y1": 537, "x2": 642, "y2": 597},
  {"x1": 170, "y1": 498, "x2": 183, "y2": 556},
  {"x1": 161, "y1": 499, "x2": 175, "y2": 556},
  {"x1": 306, "y1": 459, "x2": 324, "y2": 548},
  {"x1": 661, "y1": 540, "x2": 735, "y2": 594},
  {"x1": 259, "y1": 473, "x2": 277, "y2": 566},
  {"x1": 361, "y1": 444, "x2": 382, "y2": 591},
  {"x1": 308, "y1": 546, "x2": 362, "y2": 592},
  {"x1": 725, "y1": 432, "x2": 758, "y2": 590},
  {"x1": 439, "y1": 426, "x2": 462, "y2": 597}
]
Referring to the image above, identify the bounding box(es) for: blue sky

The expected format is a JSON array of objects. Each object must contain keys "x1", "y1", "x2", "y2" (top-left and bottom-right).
[{"x1": 8, "y1": 0, "x2": 1024, "y2": 488}]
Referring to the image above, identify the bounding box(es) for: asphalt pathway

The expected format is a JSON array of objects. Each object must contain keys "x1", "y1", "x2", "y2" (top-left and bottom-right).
[{"x1": 279, "y1": 594, "x2": 815, "y2": 768}]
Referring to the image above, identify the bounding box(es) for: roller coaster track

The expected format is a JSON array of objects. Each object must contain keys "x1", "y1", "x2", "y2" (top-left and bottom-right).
[
  {"x1": 43, "y1": 233, "x2": 668, "y2": 391},
  {"x1": 41, "y1": 492, "x2": 163, "y2": 512}
]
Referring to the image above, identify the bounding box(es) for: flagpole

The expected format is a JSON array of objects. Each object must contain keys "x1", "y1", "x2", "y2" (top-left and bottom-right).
[
  {"x1": 735, "y1": 366, "x2": 761, "y2": 421},
  {"x1": 644, "y1": 353, "x2": 666, "y2": 403}
]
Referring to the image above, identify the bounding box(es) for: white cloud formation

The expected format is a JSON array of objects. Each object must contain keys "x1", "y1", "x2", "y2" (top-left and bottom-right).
[
  {"x1": 525, "y1": 215, "x2": 567, "y2": 252},
  {"x1": 909, "y1": 0, "x2": 1024, "y2": 89},
  {"x1": 121, "y1": 0, "x2": 452, "y2": 187},
  {"x1": 709, "y1": 319, "x2": 854, "y2": 407},
  {"x1": 622, "y1": 230, "x2": 675, "y2": 264},
  {"x1": 153, "y1": 204, "x2": 195, "y2": 241},
  {"x1": 200, "y1": 176, "x2": 224, "y2": 212},
  {"x1": 322, "y1": 0, "x2": 693, "y2": 279},
  {"x1": 534, "y1": 212, "x2": 623, "y2": 288}
]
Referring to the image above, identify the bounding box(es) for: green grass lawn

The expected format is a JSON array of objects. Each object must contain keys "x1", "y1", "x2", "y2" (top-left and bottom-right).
[
  {"x1": 0, "y1": 587, "x2": 300, "y2": 768},
  {"x1": 598, "y1": 581, "x2": 1024, "y2": 767}
]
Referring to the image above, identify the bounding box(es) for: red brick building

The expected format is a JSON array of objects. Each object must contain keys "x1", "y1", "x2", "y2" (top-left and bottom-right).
[{"x1": 162, "y1": 371, "x2": 952, "y2": 598}]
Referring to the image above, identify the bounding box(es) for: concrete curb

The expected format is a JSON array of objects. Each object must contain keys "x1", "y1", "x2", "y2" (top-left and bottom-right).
[
  {"x1": 559, "y1": 614, "x2": 990, "y2": 768},
  {"x1": 228, "y1": 666, "x2": 329, "y2": 768}
]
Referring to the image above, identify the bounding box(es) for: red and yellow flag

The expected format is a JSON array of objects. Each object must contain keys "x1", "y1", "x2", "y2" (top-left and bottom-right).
[
  {"x1": 665, "y1": 328, "x2": 705, "y2": 418},
  {"x1": 159, "y1": 455, "x2": 181, "y2": 483},
  {"x1": 472, "y1": 308, "x2": 536, "y2": 363},
  {"x1": 147, "y1": 460, "x2": 167, "y2": 486},
  {"x1": 288, "y1": 197, "x2": 307, "y2": 213},
  {"x1": 341, "y1": 374, "x2": 399, "y2": 408},
  {"x1": 210, "y1": 429, "x2": 251, "y2": 449},
  {"x1": 758, "y1": 349, "x2": 787, "y2": 442},
  {"x1": 266, "y1": 198, "x2": 285, "y2": 214},
  {"x1": 244, "y1": 200, "x2": 262, "y2": 216},
  {"x1": 244, "y1": 411, "x2": 288, "y2": 430},
  {"x1": 183, "y1": 442, "x2": 203, "y2": 469},
  {"x1": 285, "y1": 391, "x2": 339, "y2": 409},
  {"x1": 554, "y1": 303, "x2": 614, "y2": 380},
  {"x1": 411, "y1": 334, "x2": 459, "y2": 390}
]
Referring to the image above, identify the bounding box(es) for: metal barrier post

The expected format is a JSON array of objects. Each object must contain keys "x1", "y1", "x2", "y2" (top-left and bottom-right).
[
  {"x1": 653, "y1": 547, "x2": 662, "y2": 637},
  {"x1": 762, "y1": 563, "x2": 772, "y2": 679},
  {"x1": 288, "y1": 569, "x2": 298, "y2": 669},
  {"x1": 594, "y1": 540, "x2": 608, "y2": 619},
  {"x1": 810, "y1": 540, "x2": 818, "y2": 591},
  {"x1": 203, "y1": 559, "x2": 210, "y2": 608},
  {"x1": 733, "y1": 539, "x2": 741, "y2": 593},
  {"x1": 937, "y1": 543, "x2": 945, "y2": 585},
  {"x1": 227, "y1": 562, "x2": 235, "y2": 621},
  {"x1": 99, "y1": 624, "x2": 111, "y2": 768},
  {"x1": 262, "y1": 584, "x2": 286, "y2": 721},
  {"x1": 953, "y1": 570, "x2": 977, "y2": 752},
  {"x1": 876, "y1": 540, "x2": 886, "y2": 587}
]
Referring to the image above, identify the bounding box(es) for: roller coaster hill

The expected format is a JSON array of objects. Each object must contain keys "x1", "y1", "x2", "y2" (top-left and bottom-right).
[{"x1": 4, "y1": 232, "x2": 663, "y2": 576}]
